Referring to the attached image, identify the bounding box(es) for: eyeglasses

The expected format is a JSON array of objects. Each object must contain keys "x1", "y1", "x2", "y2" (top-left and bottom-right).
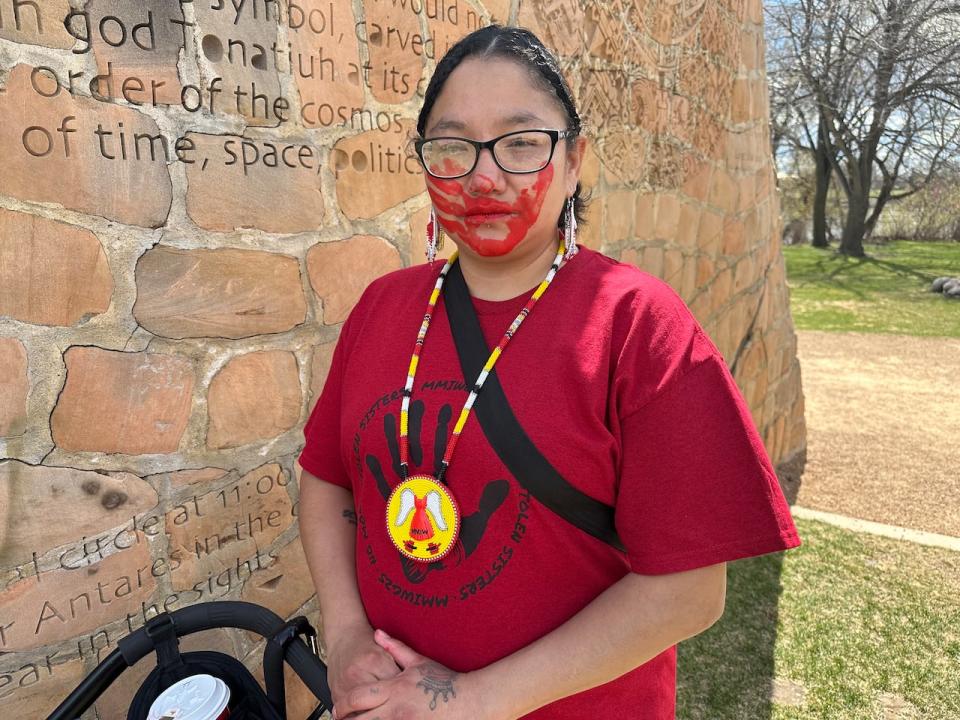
[{"x1": 414, "y1": 129, "x2": 576, "y2": 179}]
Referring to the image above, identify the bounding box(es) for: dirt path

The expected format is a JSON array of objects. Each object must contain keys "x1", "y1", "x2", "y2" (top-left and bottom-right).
[{"x1": 795, "y1": 330, "x2": 960, "y2": 538}]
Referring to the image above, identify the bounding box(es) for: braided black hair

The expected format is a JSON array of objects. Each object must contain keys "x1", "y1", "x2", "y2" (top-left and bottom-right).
[{"x1": 417, "y1": 25, "x2": 588, "y2": 228}]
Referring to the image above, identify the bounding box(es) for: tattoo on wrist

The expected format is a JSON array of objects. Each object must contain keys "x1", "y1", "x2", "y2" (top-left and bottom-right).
[
  {"x1": 416, "y1": 662, "x2": 457, "y2": 710},
  {"x1": 342, "y1": 509, "x2": 358, "y2": 525}
]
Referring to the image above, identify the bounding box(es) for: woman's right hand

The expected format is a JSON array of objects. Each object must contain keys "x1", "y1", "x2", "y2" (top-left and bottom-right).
[{"x1": 326, "y1": 620, "x2": 402, "y2": 712}]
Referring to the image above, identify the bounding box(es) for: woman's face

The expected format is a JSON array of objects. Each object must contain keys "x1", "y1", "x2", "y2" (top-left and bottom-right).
[{"x1": 422, "y1": 57, "x2": 584, "y2": 260}]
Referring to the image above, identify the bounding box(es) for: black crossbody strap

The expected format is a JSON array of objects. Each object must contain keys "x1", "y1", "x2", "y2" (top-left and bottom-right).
[{"x1": 444, "y1": 261, "x2": 625, "y2": 552}]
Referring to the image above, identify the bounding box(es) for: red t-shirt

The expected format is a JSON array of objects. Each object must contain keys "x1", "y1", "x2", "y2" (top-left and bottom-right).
[{"x1": 300, "y1": 248, "x2": 799, "y2": 719}]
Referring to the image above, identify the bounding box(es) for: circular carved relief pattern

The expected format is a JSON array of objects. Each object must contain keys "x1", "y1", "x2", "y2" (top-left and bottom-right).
[{"x1": 522, "y1": 0, "x2": 744, "y2": 190}]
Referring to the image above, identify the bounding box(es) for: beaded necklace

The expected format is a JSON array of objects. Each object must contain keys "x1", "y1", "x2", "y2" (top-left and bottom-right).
[{"x1": 385, "y1": 239, "x2": 567, "y2": 562}]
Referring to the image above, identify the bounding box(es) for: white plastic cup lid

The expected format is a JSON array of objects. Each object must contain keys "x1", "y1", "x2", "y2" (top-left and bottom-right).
[{"x1": 147, "y1": 674, "x2": 230, "y2": 720}]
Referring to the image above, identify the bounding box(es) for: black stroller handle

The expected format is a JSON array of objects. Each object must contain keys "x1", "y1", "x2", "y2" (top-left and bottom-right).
[{"x1": 47, "y1": 601, "x2": 331, "y2": 720}]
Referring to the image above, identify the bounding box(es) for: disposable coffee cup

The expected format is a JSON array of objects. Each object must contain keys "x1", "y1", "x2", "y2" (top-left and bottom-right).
[{"x1": 146, "y1": 674, "x2": 231, "y2": 720}]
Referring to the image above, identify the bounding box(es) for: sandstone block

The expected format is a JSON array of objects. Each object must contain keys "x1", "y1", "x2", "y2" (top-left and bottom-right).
[
  {"x1": 654, "y1": 194, "x2": 680, "y2": 241},
  {"x1": 632, "y1": 78, "x2": 661, "y2": 134},
  {"x1": 331, "y1": 123, "x2": 424, "y2": 220},
  {"x1": 290, "y1": 1, "x2": 364, "y2": 128},
  {"x1": 662, "y1": 94, "x2": 696, "y2": 146},
  {"x1": 663, "y1": 249, "x2": 684, "y2": 290},
  {"x1": 309, "y1": 340, "x2": 337, "y2": 412},
  {"x1": 737, "y1": 173, "x2": 757, "y2": 212},
  {"x1": 642, "y1": 245, "x2": 665, "y2": 278},
  {"x1": 734, "y1": 254, "x2": 757, "y2": 293},
  {"x1": 634, "y1": 194, "x2": 655, "y2": 241},
  {"x1": 700, "y1": 1, "x2": 739, "y2": 60},
  {"x1": 620, "y1": 248, "x2": 641, "y2": 268},
  {"x1": 0, "y1": 461, "x2": 158, "y2": 568},
  {"x1": 577, "y1": 198, "x2": 603, "y2": 251},
  {"x1": 601, "y1": 130, "x2": 647, "y2": 185},
  {"x1": 0, "y1": 0, "x2": 73, "y2": 48},
  {"x1": 0, "y1": 652, "x2": 86, "y2": 718},
  {"x1": 750, "y1": 198, "x2": 780, "y2": 236},
  {"x1": 699, "y1": 210, "x2": 724, "y2": 256},
  {"x1": 693, "y1": 114, "x2": 727, "y2": 163},
  {"x1": 0, "y1": 535, "x2": 155, "y2": 651},
  {"x1": 726, "y1": 128, "x2": 764, "y2": 174},
  {"x1": 145, "y1": 467, "x2": 228, "y2": 490},
  {"x1": 134, "y1": 245, "x2": 306, "y2": 339},
  {"x1": 579, "y1": 64, "x2": 629, "y2": 129},
  {"x1": 714, "y1": 310, "x2": 738, "y2": 362},
  {"x1": 723, "y1": 218, "x2": 748, "y2": 257},
  {"x1": 708, "y1": 168, "x2": 739, "y2": 213},
  {"x1": 51, "y1": 347, "x2": 194, "y2": 454},
  {"x1": 517, "y1": 0, "x2": 584, "y2": 57},
  {"x1": 0, "y1": 209, "x2": 113, "y2": 326},
  {"x1": 86, "y1": 0, "x2": 184, "y2": 106},
  {"x1": 193, "y1": 1, "x2": 282, "y2": 124},
  {"x1": 682, "y1": 161, "x2": 713, "y2": 203},
  {"x1": 723, "y1": 0, "x2": 748, "y2": 22},
  {"x1": 207, "y1": 351, "x2": 301, "y2": 450},
  {"x1": 739, "y1": 337, "x2": 768, "y2": 382},
  {"x1": 241, "y1": 538, "x2": 314, "y2": 619},
  {"x1": 579, "y1": 143, "x2": 601, "y2": 189},
  {"x1": 167, "y1": 464, "x2": 295, "y2": 591},
  {"x1": 740, "y1": 28, "x2": 763, "y2": 72},
  {"x1": 0, "y1": 65, "x2": 172, "y2": 227},
  {"x1": 306, "y1": 236, "x2": 402, "y2": 324},
  {"x1": 696, "y1": 255, "x2": 716, "y2": 288},
  {"x1": 678, "y1": 254, "x2": 698, "y2": 300},
  {"x1": 712, "y1": 268, "x2": 733, "y2": 311},
  {"x1": 185, "y1": 133, "x2": 324, "y2": 233},
  {"x1": 482, "y1": 0, "x2": 511, "y2": 23},
  {"x1": 603, "y1": 190, "x2": 635, "y2": 243},
  {"x1": 748, "y1": 362, "x2": 770, "y2": 414},
  {"x1": 427, "y1": 0, "x2": 487, "y2": 67},
  {"x1": 676, "y1": 201, "x2": 701, "y2": 250},
  {"x1": 787, "y1": 395, "x2": 806, "y2": 451},
  {"x1": 688, "y1": 290, "x2": 712, "y2": 322},
  {"x1": 730, "y1": 77, "x2": 753, "y2": 124},
  {"x1": 363, "y1": 0, "x2": 425, "y2": 103},
  {"x1": 175, "y1": 468, "x2": 229, "y2": 489},
  {"x1": 750, "y1": 79, "x2": 769, "y2": 123},
  {"x1": 679, "y1": 52, "x2": 712, "y2": 108},
  {"x1": 0, "y1": 338, "x2": 28, "y2": 436}
]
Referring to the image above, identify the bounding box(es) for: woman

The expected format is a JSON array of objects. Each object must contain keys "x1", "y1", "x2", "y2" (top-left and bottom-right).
[{"x1": 298, "y1": 25, "x2": 799, "y2": 720}]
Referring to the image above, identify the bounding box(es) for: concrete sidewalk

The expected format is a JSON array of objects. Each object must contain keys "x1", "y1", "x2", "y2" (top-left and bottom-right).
[{"x1": 790, "y1": 505, "x2": 960, "y2": 551}]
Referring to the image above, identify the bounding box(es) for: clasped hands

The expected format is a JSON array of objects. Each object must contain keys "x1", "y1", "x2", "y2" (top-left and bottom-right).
[{"x1": 328, "y1": 625, "x2": 487, "y2": 720}]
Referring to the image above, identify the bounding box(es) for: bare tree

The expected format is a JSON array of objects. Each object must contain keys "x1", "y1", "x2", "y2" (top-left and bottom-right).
[{"x1": 767, "y1": 0, "x2": 960, "y2": 256}]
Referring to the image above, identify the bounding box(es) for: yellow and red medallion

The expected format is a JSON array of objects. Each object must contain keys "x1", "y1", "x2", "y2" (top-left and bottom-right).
[{"x1": 386, "y1": 475, "x2": 460, "y2": 562}]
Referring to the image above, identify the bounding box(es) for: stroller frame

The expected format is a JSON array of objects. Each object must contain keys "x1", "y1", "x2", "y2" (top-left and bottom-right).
[{"x1": 47, "y1": 601, "x2": 332, "y2": 720}]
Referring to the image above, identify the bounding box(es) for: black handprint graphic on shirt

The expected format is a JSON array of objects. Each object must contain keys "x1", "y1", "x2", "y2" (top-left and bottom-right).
[{"x1": 366, "y1": 400, "x2": 510, "y2": 584}]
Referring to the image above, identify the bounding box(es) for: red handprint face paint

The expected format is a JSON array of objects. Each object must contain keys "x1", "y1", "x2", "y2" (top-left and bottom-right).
[{"x1": 426, "y1": 165, "x2": 554, "y2": 257}]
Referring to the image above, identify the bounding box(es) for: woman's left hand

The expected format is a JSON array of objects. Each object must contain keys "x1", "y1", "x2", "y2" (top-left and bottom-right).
[{"x1": 330, "y1": 629, "x2": 489, "y2": 720}]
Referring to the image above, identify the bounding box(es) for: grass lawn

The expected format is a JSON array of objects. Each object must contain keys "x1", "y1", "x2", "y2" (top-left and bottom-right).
[
  {"x1": 783, "y1": 241, "x2": 960, "y2": 337},
  {"x1": 677, "y1": 518, "x2": 960, "y2": 719}
]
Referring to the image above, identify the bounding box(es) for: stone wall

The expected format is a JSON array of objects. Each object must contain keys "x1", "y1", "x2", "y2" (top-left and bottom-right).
[{"x1": 0, "y1": 0, "x2": 804, "y2": 716}]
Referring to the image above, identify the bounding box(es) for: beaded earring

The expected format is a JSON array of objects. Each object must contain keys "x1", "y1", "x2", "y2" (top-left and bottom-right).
[
  {"x1": 425, "y1": 207, "x2": 444, "y2": 265},
  {"x1": 564, "y1": 197, "x2": 578, "y2": 261}
]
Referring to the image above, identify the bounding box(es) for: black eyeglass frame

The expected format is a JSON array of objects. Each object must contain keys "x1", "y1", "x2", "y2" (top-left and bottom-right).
[{"x1": 414, "y1": 129, "x2": 577, "y2": 179}]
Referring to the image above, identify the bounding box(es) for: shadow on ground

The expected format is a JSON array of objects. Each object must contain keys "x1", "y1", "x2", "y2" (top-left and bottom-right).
[
  {"x1": 675, "y1": 457, "x2": 801, "y2": 719},
  {"x1": 677, "y1": 550, "x2": 787, "y2": 719}
]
